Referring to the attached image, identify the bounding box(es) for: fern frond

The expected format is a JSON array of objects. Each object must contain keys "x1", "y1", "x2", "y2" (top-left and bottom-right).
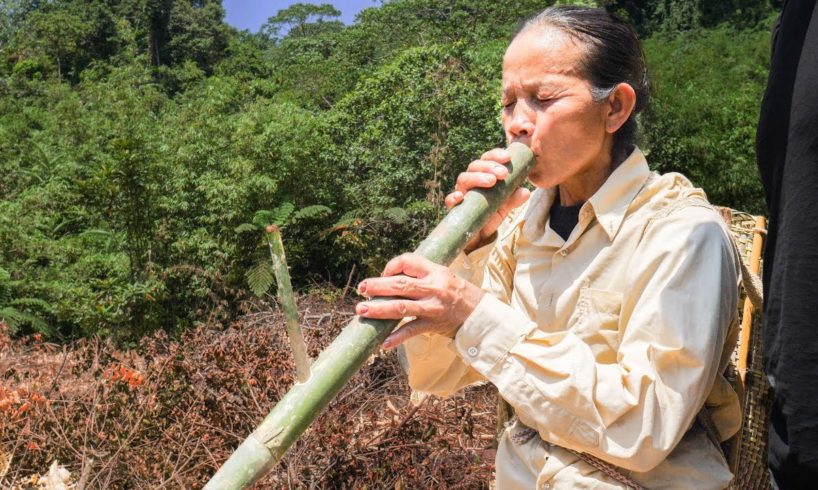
[
  {"x1": 0, "y1": 307, "x2": 25, "y2": 333},
  {"x1": 0, "y1": 307, "x2": 52, "y2": 335},
  {"x1": 9, "y1": 297, "x2": 56, "y2": 314},
  {"x1": 79, "y1": 228, "x2": 114, "y2": 238},
  {"x1": 333, "y1": 209, "x2": 361, "y2": 228},
  {"x1": 291, "y1": 205, "x2": 331, "y2": 222},
  {"x1": 252, "y1": 210, "x2": 276, "y2": 228},
  {"x1": 270, "y1": 202, "x2": 295, "y2": 226},
  {"x1": 246, "y1": 260, "x2": 275, "y2": 297},
  {"x1": 234, "y1": 223, "x2": 258, "y2": 234},
  {"x1": 383, "y1": 207, "x2": 409, "y2": 224}
]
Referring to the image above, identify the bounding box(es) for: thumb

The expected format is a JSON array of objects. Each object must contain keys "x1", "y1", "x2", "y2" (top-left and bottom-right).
[{"x1": 383, "y1": 318, "x2": 433, "y2": 350}]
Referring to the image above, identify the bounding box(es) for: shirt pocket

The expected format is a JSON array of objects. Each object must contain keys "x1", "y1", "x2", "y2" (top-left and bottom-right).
[{"x1": 567, "y1": 287, "x2": 623, "y2": 363}]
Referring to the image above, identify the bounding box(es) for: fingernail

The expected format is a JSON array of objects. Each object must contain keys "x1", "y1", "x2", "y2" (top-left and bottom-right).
[
  {"x1": 382, "y1": 339, "x2": 393, "y2": 350},
  {"x1": 357, "y1": 304, "x2": 369, "y2": 314},
  {"x1": 482, "y1": 175, "x2": 494, "y2": 184},
  {"x1": 357, "y1": 282, "x2": 367, "y2": 294},
  {"x1": 493, "y1": 165, "x2": 506, "y2": 175}
]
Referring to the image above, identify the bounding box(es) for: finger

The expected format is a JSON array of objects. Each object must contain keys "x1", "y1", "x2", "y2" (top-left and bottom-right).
[
  {"x1": 444, "y1": 190, "x2": 464, "y2": 209},
  {"x1": 381, "y1": 253, "x2": 436, "y2": 279},
  {"x1": 455, "y1": 171, "x2": 498, "y2": 194},
  {"x1": 357, "y1": 274, "x2": 428, "y2": 299},
  {"x1": 480, "y1": 148, "x2": 511, "y2": 163},
  {"x1": 355, "y1": 298, "x2": 427, "y2": 320},
  {"x1": 466, "y1": 160, "x2": 509, "y2": 179},
  {"x1": 383, "y1": 318, "x2": 434, "y2": 350}
]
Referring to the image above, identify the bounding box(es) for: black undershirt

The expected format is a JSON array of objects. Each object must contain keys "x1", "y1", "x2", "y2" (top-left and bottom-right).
[{"x1": 549, "y1": 197, "x2": 584, "y2": 241}]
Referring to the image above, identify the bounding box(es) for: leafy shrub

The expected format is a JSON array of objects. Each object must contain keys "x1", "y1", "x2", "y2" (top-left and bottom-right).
[{"x1": 642, "y1": 22, "x2": 771, "y2": 213}]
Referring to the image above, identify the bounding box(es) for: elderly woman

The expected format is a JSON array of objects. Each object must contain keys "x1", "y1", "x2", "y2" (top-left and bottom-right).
[{"x1": 355, "y1": 6, "x2": 741, "y2": 489}]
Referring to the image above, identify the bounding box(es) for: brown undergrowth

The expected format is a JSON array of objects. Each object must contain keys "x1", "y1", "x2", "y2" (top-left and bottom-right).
[{"x1": 0, "y1": 294, "x2": 497, "y2": 489}]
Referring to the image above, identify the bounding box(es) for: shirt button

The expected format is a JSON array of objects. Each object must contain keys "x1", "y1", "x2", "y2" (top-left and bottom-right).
[
  {"x1": 560, "y1": 249, "x2": 568, "y2": 256},
  {"x1": 467, "y1": 346, "x2": 479, "y2": 357}
]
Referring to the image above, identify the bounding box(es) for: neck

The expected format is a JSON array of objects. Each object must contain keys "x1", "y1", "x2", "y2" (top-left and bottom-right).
[
  {"x1": 557, "y1": 158, "x2": 614, "y2": 206},
  {"x1": 557, "y1": 138, "x2": 631, "y2": 205}
]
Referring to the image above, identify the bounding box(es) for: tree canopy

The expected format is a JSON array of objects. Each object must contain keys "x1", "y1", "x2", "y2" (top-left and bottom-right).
[{"x1": 0, "y1": 0, "x2": 775, "y2": 339}]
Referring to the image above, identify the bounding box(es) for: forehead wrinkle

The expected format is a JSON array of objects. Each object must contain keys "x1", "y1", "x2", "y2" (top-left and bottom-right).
[{"x1": 501, "y1": 75, "x2": 574, "y2": 97}]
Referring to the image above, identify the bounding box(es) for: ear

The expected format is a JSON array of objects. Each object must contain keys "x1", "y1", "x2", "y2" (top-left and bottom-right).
[{"x1": 604, "y1": 83, "x2": 637, "y2": 134}]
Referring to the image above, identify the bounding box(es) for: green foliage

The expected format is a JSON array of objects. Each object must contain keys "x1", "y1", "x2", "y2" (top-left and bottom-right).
[
  {"x1": 246, "y1": 260, "x2": 275, "y2": 298},
  {"x1": 241, "y1": 202, "x2": 333, "y2": 296},
  {"x1": 0, "y1": 0, "x2": 776, "y2": 339},
  {"x1": 261, "y1": 3, "x2": 342, "y2": 41},
  {"x1": 603, "y1": 0, "x2": 774, "y2": 35},
  {"x1": 642, "y1": 22, "x2": 771, "y2": 213},
  {"x1": 0, "y1": 267, "x2": 54, "y2": 335},
  {"x1": 253, "y1": 204, "x2": 295, "y2": 229}
]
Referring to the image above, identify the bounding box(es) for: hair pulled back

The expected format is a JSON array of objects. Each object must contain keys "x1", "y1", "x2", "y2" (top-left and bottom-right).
[{"x1": 517, "y1": 6, "x2": 650, "y2": 162}]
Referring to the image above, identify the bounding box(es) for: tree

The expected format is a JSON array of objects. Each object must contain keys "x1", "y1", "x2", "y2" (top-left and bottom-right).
[
  {"x1": 164, "y1": 0, "x2": 230, "y2": 72},
  {"x1": 25, "y1": 4, "x2": 90, "y2": 77},
  {"x1": 261, "y1": 3, "x2": 342, "y2": 41}
]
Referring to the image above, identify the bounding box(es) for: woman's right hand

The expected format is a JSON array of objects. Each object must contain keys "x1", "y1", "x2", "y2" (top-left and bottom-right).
[{"x1": 445, "y1": 148, "x2": 531, "y2": 254}]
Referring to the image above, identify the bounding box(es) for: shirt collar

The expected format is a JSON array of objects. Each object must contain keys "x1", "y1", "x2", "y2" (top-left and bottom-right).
[
  {"x1": 586, "y1": 146, "x2": 652, "y2": 241},
  {"x1": 521, "y1": 147, "x2": 652, "y2": 244}
]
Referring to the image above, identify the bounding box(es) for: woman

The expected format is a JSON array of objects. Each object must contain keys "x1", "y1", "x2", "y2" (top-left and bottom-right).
[{"x1": 355, "y1": 7, "x2": 741, "y2": 489}]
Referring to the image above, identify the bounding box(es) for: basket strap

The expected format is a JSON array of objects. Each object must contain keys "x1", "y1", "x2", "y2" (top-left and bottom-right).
[
  {"x1": 735, "y1": 246, "x2": 763, "y2": 309},
  {"x1": 696, "y1": 405, "x2": 724, "y2": 450},
  {"x1": 507, "y1": 407, "x2": 727, "y2": 490},
  {"x1": 564, "y1": 448, "x2": 646, "y2": 490},
  {"x1": 507, "y1": 417, "x2": 646, "y2": 489}
]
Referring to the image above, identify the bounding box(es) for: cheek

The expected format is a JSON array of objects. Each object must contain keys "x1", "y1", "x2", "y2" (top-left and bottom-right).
[{"x1": 540, "y1": 106, "x2": 606, "y2": 149}]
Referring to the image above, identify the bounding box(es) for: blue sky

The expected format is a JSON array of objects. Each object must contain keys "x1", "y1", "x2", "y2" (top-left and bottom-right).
[{"x1": 222, "y1": 1, "x2": 379, "y2": 33}]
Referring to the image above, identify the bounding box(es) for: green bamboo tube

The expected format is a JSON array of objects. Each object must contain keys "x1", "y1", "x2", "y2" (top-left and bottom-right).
[
  {"x1": 205, "y1": 142, "x2": 535, "y2": 489},
  {"x1": 267, "y1": 226, "x2": 311, "y2": 383}
]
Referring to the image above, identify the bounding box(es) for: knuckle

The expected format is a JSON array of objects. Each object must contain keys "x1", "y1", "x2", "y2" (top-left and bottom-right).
[{"x1": 397, "y1": 302, "x2": 409, "y2": 316}]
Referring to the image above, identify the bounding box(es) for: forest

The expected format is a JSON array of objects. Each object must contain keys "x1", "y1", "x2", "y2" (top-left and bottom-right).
[
  {"x1": 1, "y1": 0, "x2": 778, "y2": 487},
  {"x1": 0, "y1": 0, "x2": 775, "y2": 340}
]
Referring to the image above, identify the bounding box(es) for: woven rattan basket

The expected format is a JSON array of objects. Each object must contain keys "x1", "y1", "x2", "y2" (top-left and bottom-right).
[{"x1": 717, "y1": 207, "x2": 772, "y2": 490}]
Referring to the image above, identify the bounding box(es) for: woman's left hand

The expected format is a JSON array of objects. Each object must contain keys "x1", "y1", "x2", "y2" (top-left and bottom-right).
[{"x1": 355, "y1": 253, "x2": 484, "y2": 350}]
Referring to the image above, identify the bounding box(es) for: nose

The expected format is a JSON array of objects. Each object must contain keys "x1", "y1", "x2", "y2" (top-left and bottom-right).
[{"x1": 505, "y1": 102, "x2": 535, "y2": 141}]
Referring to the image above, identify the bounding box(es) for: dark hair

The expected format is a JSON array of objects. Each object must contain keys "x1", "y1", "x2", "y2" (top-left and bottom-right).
[{"x1": 516, "y1": 6, "x2": 650, "y2": 162}]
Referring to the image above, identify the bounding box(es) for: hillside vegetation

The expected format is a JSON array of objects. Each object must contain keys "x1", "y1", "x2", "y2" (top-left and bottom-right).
[{"x1": 0, "y1": 0, "x2": 774, "y2": 340}]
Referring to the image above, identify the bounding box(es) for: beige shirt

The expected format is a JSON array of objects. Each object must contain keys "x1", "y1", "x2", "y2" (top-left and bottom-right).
[{"x1": 404, "y1": 148, "x2": 742, "y2": 489}]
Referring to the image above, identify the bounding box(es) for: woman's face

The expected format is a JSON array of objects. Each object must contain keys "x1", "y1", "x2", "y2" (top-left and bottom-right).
[{"x1": 501, "y1": 28, "x2": 613, "y2": 193}]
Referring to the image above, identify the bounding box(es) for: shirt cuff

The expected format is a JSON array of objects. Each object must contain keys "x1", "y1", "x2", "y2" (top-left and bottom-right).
[{"x1": 454, "y1": 293, "x2": 534, "y2": 373}]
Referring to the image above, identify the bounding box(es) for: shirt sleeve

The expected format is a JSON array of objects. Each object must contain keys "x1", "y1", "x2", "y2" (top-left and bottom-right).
[
  {"x1": 453, "y1": 205, "x2": 739, "y2": 473},
  {"x1": 402, "y1": 216, "x2": 521, "y2": 397},
  {"x1": 401, "y1": 242, "x2": 492, "y2": 396}
]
